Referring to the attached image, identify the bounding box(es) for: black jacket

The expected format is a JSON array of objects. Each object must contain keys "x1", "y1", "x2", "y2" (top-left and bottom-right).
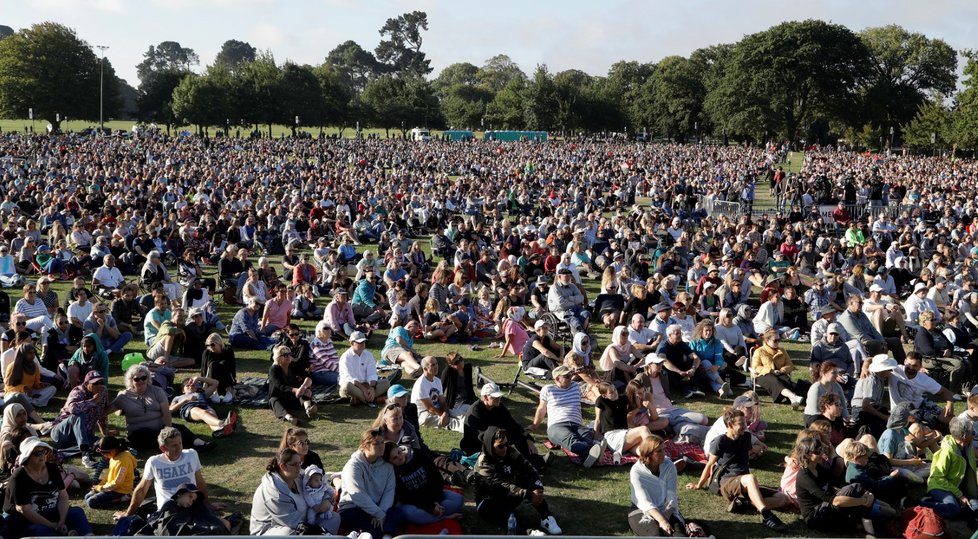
[{"x1": 474, "y1": 426, "x2": 543, "y2": 503}]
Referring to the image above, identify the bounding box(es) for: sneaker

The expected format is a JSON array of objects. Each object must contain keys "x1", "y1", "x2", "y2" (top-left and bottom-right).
[
  {"x1": 527, "y1": 530, "x2": 547, "y2": 536},
  {"x1": 225, "y1": 410, "x2": 239, "y2": 432},
  {"x1": 284, "y1": 414, "x2": 298, "y2": 425},
  {"x1": 541, "y1": 450, "x2": 555, "y2": 468},
  {"x1": 612, "y1": 451, "x2": 622, "y2": 465},
  {"x1": 761, "y1": 511, "x2": 787, "y2": 532},
  {"x1": 81, "y1": 453, "x2": 98, "y2": 469},
  {"x1": 790, "y1": 395, "x2": 804, "y2": 411},
  {"x1": 689, "y1": 389, "x2": 706, "y2": 398},
  {"x1": 540, "y1": 516, "x2": 562, "y2": 535},
  {"x1": 735, "y1": 356, "x2": 748, "y2": 368},
  {"x1": 583, "y1": 439, "x2": 608, "y2": 468},
  {"x1": 720, "y1": 381, "x2": 733, "y2": 398},
  {"x1": 304, "y1": 403, "x2": 318, "y2": 418},
  {"x1": 682, "y1": 390, "x2": 696, "y2": 399},
  {"x1": 209, "y1": 393, "x2": 222, "y2": 404}
]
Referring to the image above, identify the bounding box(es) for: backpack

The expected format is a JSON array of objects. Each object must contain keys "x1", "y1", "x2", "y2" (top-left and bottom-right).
[{"x1": 902, "y1": 506, "x2": 945, "y2": 539}]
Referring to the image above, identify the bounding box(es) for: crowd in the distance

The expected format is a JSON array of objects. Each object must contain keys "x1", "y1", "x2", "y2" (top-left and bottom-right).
[{"x1": 2, "y1": 132, "x2": 978, "y2": 537}]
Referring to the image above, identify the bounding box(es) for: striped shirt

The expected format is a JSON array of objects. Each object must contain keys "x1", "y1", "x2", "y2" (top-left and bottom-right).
[
  {"x1": 540, "y1": 381, "x2": 582, "y2": 427},
  {"x1": 309, "y1": 337, "x2": 339, "y2": 374}
]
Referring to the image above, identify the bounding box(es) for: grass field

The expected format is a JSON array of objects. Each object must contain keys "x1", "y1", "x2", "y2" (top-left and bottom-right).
[{"x1": 28, "y1": 150, "x2": 890, "y2": 538}]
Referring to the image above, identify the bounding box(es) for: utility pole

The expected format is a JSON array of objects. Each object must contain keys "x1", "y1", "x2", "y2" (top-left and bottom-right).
[{"x1": 97, "y1": 45, "x2": 109, "y2": 134}]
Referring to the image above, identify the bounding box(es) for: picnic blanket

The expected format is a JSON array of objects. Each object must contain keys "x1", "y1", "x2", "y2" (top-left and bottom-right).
[
  {"x1": 543, "y1": 440, "x2": 638, "y2": 467},
  {"x1": 233, "y1": 377, "x2": 341, "y2": 408},
  {"x1": 233, "y1": 369, "x2": 402, "y2": 408}
]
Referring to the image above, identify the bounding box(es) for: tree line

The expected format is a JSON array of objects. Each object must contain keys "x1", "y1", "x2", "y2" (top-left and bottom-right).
[{"x1": 0, "y1": 16, "x2": 977, "y2": 149}]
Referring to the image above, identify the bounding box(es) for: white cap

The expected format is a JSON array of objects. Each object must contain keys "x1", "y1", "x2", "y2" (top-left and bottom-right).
[
  {"x1": 480, "y1": 382, "x2": 503, "y2": 398},
  {"x1": 349, "y1": 331, "x2": 368, "y2": 343},
  {"x1": 914, "y1": 282, "x2": 928, "y2": 293},
  {"x1": 534, "y1": 320, "x2": 547, "y2": 330},
  {"x1": 869, "y1": 284, "x2": 883, "y2": 292},
  {"x1": 642, "y1": 353, "x2": 666, "y2": 366}
]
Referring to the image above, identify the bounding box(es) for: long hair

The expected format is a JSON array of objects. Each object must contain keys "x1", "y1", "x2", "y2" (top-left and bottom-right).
[{"x1": 8, "y1": 342, "x2": 37, "y2": 386}]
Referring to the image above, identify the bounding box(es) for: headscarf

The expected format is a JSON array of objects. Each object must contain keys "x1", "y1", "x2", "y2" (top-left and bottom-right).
[
  {"x1": 67, "y1": 333, "x2": 109, "y2": 380},
  {"x1": 508, "y1": 306, "x2": 525, "y2": 322},
  {"x1": 572, "y1": 332, "x2": 592, "y2": 359},
  {"x1": 7, "y1": 343, "x2": 37, "y2": 388}
]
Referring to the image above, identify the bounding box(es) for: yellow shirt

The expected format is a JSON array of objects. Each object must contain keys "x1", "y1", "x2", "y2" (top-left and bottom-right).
[
  {"x1": 96, "y1": 450, "x2": 137, "y2": 494},
  {"x1": 751, "y1": 344, "x2": 795, "y2": 377},
  {"x1": 3, "y1": 362, "x2": 42, "y2": 394}
]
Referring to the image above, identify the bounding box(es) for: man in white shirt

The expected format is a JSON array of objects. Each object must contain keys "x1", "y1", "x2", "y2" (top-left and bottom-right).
[
  {"x1": 863, "y1": 284, "x2": 909, "y2": 343},
  {"x1": 888, "y1": 353, "x2": 957, "y2": 428},
  {"x1": 337, "y1": 331, "x2": 388, "y2": 406},
  {"x1": 904, "y1": 282, "x2": 941, "y2": 324},
  {"x1": 113, "y1": 427, "x2": 213, "y2": 518},
  {"x1": 92, "y1": 254, "x2": 125, "y2": 298},
  {"x1": 411, "y1": 356, "x2": 465, "y2": 432},
  {"x1": 627, "y1": 314, "x2": 657, "y2": 354}
]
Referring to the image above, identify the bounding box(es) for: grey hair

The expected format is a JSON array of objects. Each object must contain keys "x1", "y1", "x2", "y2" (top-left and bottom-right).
[
  {"x1": 124, "y1": 364, "x2": 152, "y2": 390},
  {"x1": 950, "y1": 416, "x2": 974, "y2": 439},
  {"x1": 315, "y1": 320, "x2": 331, "y2": 335},
  {"x1": 157, "y1": 426, "x2": 182, "y2": 447},
  {"x1": 666, "y1": 324, "x2": 683, "y2": 336}
]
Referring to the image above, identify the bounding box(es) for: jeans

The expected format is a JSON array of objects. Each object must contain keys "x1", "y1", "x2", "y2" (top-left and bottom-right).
[
  {"x1": 51, "y1": 414, "x2": 94, "y2": 450},
  {"x1": 102, "y1": 331, "x2": 133, "y2": 355},
  {"x1": 393, "y1": 489, "x2": 465, "y2": 524},
  {"x1": 85, "y1": 489, "x2": 128, "y2": 509},
  {"x1": 20, "y1": 506, "x2": 92, "y2": 536},
  {"x1": 701, "y1": 360, "x2": 724, "y2": 393},
  {"x1": 229, "y1": 332, "x2": 274, "y2": 350},
  {"x1": 547, "y1": 421, "x2": 594, "y2": 455},
  {"x1": 310, "y1": 370, "x2": 339, "y2": 387},
  {"x1": 340, "y1": 506, "x2": 402, "y2": 537},
  {"x1": 921, "y1": 488, "x2": 978, "y2": 519}
]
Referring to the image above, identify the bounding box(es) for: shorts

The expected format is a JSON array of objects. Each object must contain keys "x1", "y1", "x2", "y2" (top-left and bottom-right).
[
  {"x1": 603, "y1": 429, "x2": 627, "y2": 454},
  {"x1": 716, "y1": 474, "x2": 778, "y2": 501},
  {"x1": 383, "y1": 347, "x2": 409, "y2": 364},
  {"x1": 179, "y1": 402, "x2": 211, "y2": 421}
]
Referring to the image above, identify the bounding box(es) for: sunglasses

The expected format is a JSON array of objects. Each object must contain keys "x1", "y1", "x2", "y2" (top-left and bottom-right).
[{"x1": 133, "y1": 376, "x2": 148, "y2": 382}]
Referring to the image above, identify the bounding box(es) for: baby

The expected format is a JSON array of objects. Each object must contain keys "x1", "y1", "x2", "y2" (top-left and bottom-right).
[{"x1": 303, "y1": 465, "x2": 340, "y2": 534}]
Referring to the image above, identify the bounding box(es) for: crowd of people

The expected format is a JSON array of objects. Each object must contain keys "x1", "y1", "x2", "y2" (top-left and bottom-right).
[{"x1": 1, "y1": 132, "x2": 978, "y2": 537}]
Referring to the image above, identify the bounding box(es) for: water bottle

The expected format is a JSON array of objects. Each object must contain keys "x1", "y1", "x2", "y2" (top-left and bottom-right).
[{"x1": 507, "y1": 512, "x2": 518, "y2": 535}]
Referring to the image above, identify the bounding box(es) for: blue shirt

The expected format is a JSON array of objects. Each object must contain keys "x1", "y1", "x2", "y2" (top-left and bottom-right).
[
  {"x1": 382, "y1": 326, "x2": 413, "y2": 359},
  {"x1": 230, "y1": 307, "x2": 261, "y2": 337}
]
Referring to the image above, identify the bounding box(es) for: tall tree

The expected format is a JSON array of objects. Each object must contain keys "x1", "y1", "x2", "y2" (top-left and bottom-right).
[
  {"x1": 232, "y1": 51, "x2": 283, "y2": 134},
  {"x1": 0, "y1": 25, "x2": 13, "y2": 40},
  {"x1": 486, "y1": 78, "x2": 526, "y2": 129},
  {"x1": 859, "y1": 25, "x2": 957, "y2": 145},
  {"x1": 433, "y1": 62, "x2": 479, "y2": 94},
  {"x1": 602, "y1": 60, "x2": 654, "y2": 131},
  {"x1": 171, "y1": 72, "x2": 228, "y2": 132},
  {"x1": 705, "y1": 19, "x2": 870, "y2": 141},
  {"x1": 313, "y1": 64, "x2": 353, "y2": 130},
  {"x1": 325, "y1": 40, "x2": 379, "y2": 95},
  {"x1": 902, "y1": 99, "x2": 951, "y2": 150},
  {"x1": 375, "y1": 11, "x2": 432, "y2": 76},
  {"x1": 440, "y1": 84, "x2": 493, "y2": 130},
  {"x1": 477, "y1": 55, "x2": 526, "y2": 92},
  {"x1": 213, "y1": 39, "x2": 256, "y2": 74},
  {"x1": 0, "y1": 22, "x2": 118, "y2": 130},
  {"x1": 280, "y1": 62, "x2": 328, "y2": 134},
  {"x1": 647, "y1": 55, "x2": 706, "y2": 140},
  {"x1": 136, "y1": 41, "x2": 198, "y2": 125},
  {"x1": 523, "y1": 64, "x2": 557, "y2": 131},
  {"x1": 951, "y1": 51, "x2": 978, "y2": 151},
  {"x1": 361, "y1": 73, "x2": 439, "y2": 136},
  {"x1": 552, "y1": 69, "x2": 591, "y2": 134}
]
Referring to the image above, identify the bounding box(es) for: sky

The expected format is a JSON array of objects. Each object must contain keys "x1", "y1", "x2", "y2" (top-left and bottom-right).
[{"x1": 4, "y1": 0, "x2": 978, "y2": 86}]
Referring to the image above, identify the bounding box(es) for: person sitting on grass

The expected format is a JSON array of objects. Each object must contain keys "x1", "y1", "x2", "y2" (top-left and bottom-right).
[
  {"x1": 381, "y1": 319, "x2": 426, "y2": 377},
  {"x1": 686, "y1": 408, "x2": 790, "y2": 532},
  {"x1": 338, "y1": 331, "x2": 389, "y2": 407},
  {"x1": 793, "y1": 436, "x2": 896, "y2": 537},
  {"x1": 920, "y1": 415, "x2": 978, "y2": 525},
  {"x1": 268, "y1": 345, "x2": 316, "y2": 425},
  {"x1": 594, "y1": 381, "x2": 656, "y2": 463},
  {"x1": 412, "y1": 356, "x2": 466, "y2": 433},
  {"x1": 751, "y1": 328, "x2": 806, "y2": 410},
  {"x1": 628, "y1": 435, "x2": 689, "y2": 537},
  {"x1": 529, "y1": 365, "x2": 607, "y2": 468},
  {"x1": 474, "y1": 426, "x2": 562, "y2": 535},
  {"x1": 169, "y1": 375, "x2": 239, "y2": 438},
  {"x1": 145, "y1": 308, "x2": 195, "y2": 369},
  {"x1": 384, "y1": 441, "x2": 465, "y2": 526},
  {"x1": 85, "y1": 436, "x2": 137, "y2": 510}
]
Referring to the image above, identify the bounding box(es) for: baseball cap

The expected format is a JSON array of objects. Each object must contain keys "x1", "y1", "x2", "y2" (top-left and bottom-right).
[
  {"x1": 820, "y1": 305, "x2": 836, "y2": 316},
  {"x1": 480, "y1": 382, "x2": 504, "y2": 398},
  {"x1": 914, "y1": 282, "x2": 928, "y2": 293},
  {"x1": 171, "y1": 483, "x2": 199, "y2": 500},
  {"x1": 387, "y1": 384, "x2": 409, "y2": 399},
  {"x1": 534, "y1": 320, "x2": 547, "y2": 330},
  {"x1": 83, "y1": 370, "x2": 105, "y2": 384},
  {"x1": 642, "y1": 353, "x2": 666, "y2": 366},
  {"x1": 704, "y1": 282, "x2": 716, "y2": 289},
  {"x1": 826, "y1": 323, "x2": 841, "y2": 335},
  {"x1": 349, "y1": 331, "x2": 368, "y2": 343},
  {"x1": 869, "y1": 284, "x2": 883, "y2": 293},
  {"x1": 557, "y1": 268, "x2": 572, "y2": 275}
]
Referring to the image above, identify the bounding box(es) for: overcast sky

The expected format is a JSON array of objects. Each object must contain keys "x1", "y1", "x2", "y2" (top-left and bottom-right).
[{"x1": 5, "y1": 0, "x2": 978, "y2": 86}]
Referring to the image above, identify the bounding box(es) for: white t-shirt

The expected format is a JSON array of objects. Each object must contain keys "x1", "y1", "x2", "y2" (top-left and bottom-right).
[
  {"x1": 67, "y1": 301, "x2": 94, "y2": 323},
  {"x1": 143, "y1": 449, "x2": 201, "y2": 510},
  {"x1": 627, "y1": 326, "x2": 656, "y2": 346},
  {"x1": 411, "y1": 375, "x2": 444, "y2": 413}
]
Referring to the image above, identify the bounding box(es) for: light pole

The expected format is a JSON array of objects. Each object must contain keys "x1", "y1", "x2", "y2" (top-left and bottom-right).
[{"x1": 96, "y1": 45, "x2": 108, "y2": 134}]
